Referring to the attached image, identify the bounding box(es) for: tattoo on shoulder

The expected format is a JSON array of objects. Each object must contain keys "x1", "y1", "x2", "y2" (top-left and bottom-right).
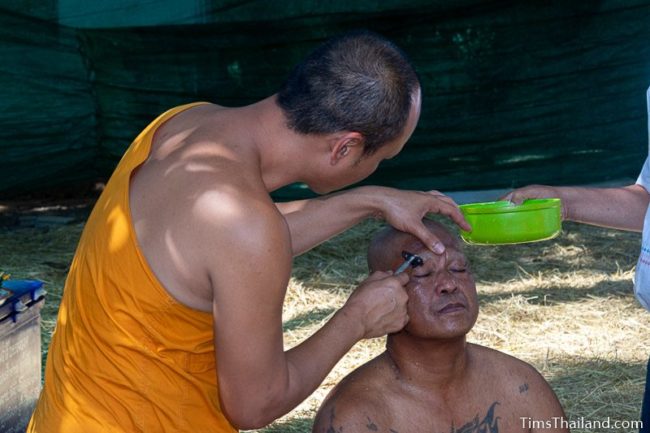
[
  {"x1": 519, "y1": 383, "x2": 529, "y2": 394},
  {"x1": 326, "y1": 406, "x2": 342, "y2": 433},
  {"x1": 451, "y1": 401, "x2": 500, "y2": 433},
  {"x1": 324, "y1": 406, "x2": 394, "y2": 433},
  {"x1": 366, "y1": 417, "x2": 379, "y2": 431}
]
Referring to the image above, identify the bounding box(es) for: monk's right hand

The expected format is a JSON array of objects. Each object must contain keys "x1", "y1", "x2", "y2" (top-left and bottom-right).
[{"x1": 342, "y1": 271, "x2": 410, "y2": 339}]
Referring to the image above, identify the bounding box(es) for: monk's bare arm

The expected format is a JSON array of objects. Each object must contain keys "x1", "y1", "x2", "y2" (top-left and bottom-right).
[
  {"x1": 276, "y1": 188, "x2": 373, "y2": 255},
  {"x1": 276, "y1": 186, "x2": 470, "y2": 256},
  {"x1": 200, "y1": 191, "x2": 408, "y2": 429}
]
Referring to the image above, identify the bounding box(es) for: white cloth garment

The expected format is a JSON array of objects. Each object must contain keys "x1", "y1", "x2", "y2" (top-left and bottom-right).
[{"x1": 634, "y1": 86, "x2": 650, "y2": 311}]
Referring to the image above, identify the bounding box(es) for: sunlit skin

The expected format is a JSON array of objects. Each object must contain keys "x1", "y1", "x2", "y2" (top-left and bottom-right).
[
  {"x1": 313, "y1": 221, "x2": 568, "y2": 433},
  {"x1": 126, "y1": 81, "x2": 476, "y2": 429}
]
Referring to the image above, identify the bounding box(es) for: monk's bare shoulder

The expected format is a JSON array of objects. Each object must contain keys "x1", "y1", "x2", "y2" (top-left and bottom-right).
[
  {"x1": 151, "y1": 103, "x2": 288, "y2": 257},
  {"x1": 189, "y1": 163, "x2": 291, "y2": 266},
  {"x1": 131, "y1": 104, "x2": 290, "y2": 308}
]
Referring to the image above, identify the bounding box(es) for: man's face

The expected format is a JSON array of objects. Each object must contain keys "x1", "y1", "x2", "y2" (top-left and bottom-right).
[{"x1": 390, "y1": 231, "x2": 479, "y2": 340}]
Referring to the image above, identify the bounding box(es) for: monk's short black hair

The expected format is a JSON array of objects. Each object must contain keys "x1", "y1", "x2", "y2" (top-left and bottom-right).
[{"x1": 277, "y1": 30, "x2": 420, "y2": 155}]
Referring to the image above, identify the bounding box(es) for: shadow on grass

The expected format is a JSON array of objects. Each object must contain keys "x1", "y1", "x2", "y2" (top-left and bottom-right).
[
  {"x1": 477, "y1": 278, "x2": 633, "y2": 307},
  {"x1": 541, "y1": 357, "x2": 647, "y2": 432},
  {"x1": 465, "y1": 221, "x2": 640, "y2": 285},
  {"x1": 258, "y1": 416, "x2": 313, "y2": 433},
  {"x1": 283, "y1": 308, "x2": 336, "y2": 332}
]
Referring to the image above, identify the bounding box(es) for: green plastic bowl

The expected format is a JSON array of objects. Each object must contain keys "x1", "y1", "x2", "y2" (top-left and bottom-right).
[{"x1": 459, "y1": 198, "x2": 562, "y2": 245}]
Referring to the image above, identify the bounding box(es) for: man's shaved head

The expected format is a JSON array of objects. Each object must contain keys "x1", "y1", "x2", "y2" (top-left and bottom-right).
[
  {"x1": 368, "y1": 219, "x2": 462, "y2": 273},
  {"x1": 368, "y1": 219, "x2": 478, "y2": 339}
]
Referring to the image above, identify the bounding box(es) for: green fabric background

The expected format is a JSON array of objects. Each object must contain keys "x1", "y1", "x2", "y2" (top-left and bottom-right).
[{"x1": 1, "y1": 1, "x2": 650, "y2": 199}]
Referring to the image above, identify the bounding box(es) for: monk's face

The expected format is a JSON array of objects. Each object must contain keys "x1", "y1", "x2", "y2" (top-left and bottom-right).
[{"x1": 389, "y1": 229, "x2": 479, "y2": 339}]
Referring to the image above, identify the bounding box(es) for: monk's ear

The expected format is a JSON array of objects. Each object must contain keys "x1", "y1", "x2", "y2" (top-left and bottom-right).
[{"x1": 329, "y1": 132, "x2": 365, "y2": 165}]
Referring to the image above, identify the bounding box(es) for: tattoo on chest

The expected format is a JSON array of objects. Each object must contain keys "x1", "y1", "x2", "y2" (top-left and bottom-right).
[
  {"x1": 450, "y1": 401, "x2": 500, "y2": 433},
  {"x1": 519, "y1": 383, "x2": 529, "y2": 394},
  {"x1": 326, "y1": 401, "x2": 500, "y2": 433}
]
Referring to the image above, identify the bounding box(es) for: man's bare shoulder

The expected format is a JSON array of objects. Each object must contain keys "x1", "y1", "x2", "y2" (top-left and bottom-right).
[
  {"x1": 467, "y1": 343, "x2": 567, "y2": 425},
  {"x1": 468, "y1": 343, "x2": 548, "y2": 388},
  {"x1": 313, "y1": 354, "x2": 395, "y2": 433}
]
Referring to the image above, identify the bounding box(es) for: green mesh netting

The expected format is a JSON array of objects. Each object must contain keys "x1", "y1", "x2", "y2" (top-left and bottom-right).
[
  {"x1": 2, "y1": 1, "x2": 650, "y2": 199},
  {"x1": 0, "y1": 8, "x2": 96, "y2": 196}
]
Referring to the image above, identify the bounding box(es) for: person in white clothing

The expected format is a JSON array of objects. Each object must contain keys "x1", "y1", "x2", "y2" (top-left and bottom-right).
[{"x1": 504, "y1": 86, "x2": 650, "y2": 432}]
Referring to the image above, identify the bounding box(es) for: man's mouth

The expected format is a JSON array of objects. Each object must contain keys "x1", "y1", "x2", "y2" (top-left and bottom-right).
[{"x1": 437, "y1": 302, "x2": 466, "y2": 314}]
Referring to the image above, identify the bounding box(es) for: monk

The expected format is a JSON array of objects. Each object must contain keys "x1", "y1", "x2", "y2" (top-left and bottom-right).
[{"x1": 28, "y1": 31, "x2": 471, "y2": 432}]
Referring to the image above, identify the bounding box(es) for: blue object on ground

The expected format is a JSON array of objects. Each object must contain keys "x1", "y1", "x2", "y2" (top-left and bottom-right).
[
  {"x1": 3, "y1": 279, "x2": 45, "y2": 301},
  {"x1": 0, "y1": 280, "x2": 46, "y2": 322}
]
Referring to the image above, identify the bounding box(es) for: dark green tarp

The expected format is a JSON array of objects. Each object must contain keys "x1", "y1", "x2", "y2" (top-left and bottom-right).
[
  {"x1": 1, "y1": 1, "x2": 650, "y2": 199},
  {"x1": 0, "y1": 9, "x2": 96, "y2": 195}
]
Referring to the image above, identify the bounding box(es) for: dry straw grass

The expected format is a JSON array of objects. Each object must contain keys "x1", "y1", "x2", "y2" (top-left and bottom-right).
[{"x1": 1, "y1": 209, "x2": 648, "y2": 433}]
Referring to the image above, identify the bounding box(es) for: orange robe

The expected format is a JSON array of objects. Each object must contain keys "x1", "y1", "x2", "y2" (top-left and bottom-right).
[{"x1": 28, "y1": 103, "x2": 237, "y2": 432}]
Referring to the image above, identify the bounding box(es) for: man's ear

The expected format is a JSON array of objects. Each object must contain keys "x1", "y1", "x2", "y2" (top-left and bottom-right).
[{"x1": 329, "y1": 132, "x2": 365, "y2": 165}]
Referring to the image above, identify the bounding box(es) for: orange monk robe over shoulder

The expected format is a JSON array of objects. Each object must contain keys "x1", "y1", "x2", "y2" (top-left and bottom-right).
[{"x1": 28, "y1": 103, "x2": 237, "y2": 433}]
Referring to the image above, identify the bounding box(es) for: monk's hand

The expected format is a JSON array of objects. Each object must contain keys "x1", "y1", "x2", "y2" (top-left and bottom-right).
[
  {"x1": 343, "y1": 271, "x2": 410, "y2": 339},
  {"x1": 501, "y1": 185, "x2": 567, "y2": 219},
  {"x1": 371, "y1": 187, "x2": 471, "y2": 255}
]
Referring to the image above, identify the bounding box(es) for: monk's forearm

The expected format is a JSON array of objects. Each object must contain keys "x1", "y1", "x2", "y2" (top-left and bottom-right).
[
  {"x1": 283, "y1": 306, "x2": 363, "y2": 403},
  {"x1": 237, "y1": 307, "x2": 363, "y2": 428},
  {"x1": 276, "y1": 186, "x2": 382, "y2": 255}
]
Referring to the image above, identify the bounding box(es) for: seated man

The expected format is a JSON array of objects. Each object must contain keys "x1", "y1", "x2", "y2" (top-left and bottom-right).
[{"x1": 313, "y1": 219, "x2": 568, "y2": 433}]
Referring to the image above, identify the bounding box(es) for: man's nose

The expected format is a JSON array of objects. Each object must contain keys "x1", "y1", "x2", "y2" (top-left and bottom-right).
[{"x1": 435, "y1": 272, "x2": 458, "y2": 295}]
